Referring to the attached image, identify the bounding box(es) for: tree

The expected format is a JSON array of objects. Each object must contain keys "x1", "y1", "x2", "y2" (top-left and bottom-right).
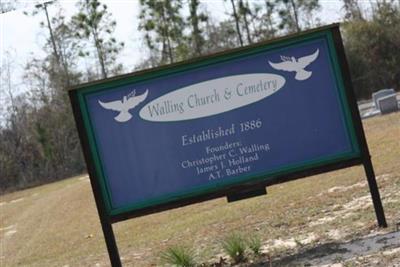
[
  {"x1": 72, "y1": 0, "x2": 124, "y2": 79},
  {"x1": 342, "y1": 1, "x2": 400, "y2": 99},
  {"x1": 0, "y1": 52, "x2": 85, "y2": 192},
  {"x1": 238, "y1": 0, "x2": 252, "y2": 44},
  {"x1": 263, "y1": 0, "x2": 276, "y2": 37},
  {"x1": 48, "y1": 12, "x2": 82, "y2": 88},
  {"x1": 243, "y1": 1, "x2": 276, "y2": 43},
  {"x1": 188, "y1": 0, "x2": 208, "y2": 56},
  {"x1": 203, "y1": 19, "x2": 239, "y2": 53},
  {"x1": 0, "y1": 51, "x2": 44, "y2": 191},
  {"x1": 227, "y1": 0, "x2": 244, "y2": 46},
  {"x1": 24, "y1": 2, "x2": 63, "y2": 83},
  {"x1": 0, "y1": 3, "x2": 87, "y2": 192},
  {"x1": 277, "y1": 0, "x2": 320, "y2": 33},
  {"x1": 138, "y1": 0, "x2": 185, "y2": 64},
  {"x1": 342, "y1": 0, "x2": 364, "y2": 21},
  {"x1": 25, "y1": 5, "x2": 83, "y2": 179},
  {"x1": 24, "y1": 2, "x2": 80, "y2": 88}
]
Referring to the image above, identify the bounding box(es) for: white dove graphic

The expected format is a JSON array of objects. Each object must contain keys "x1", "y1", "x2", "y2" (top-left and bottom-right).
[
  {"x1": 268, "y1": 49, "x2": 319, "y2": 81},
  {"x1": 98, "y1": 89, "x2": 149, "y2": 122}
]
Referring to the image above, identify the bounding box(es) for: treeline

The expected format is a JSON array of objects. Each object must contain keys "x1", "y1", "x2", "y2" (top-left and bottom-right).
[
  {"x1": 341, "y1": 1, "x2": 400, "y2": 99},
  {"x1": 0, "y1": 0, "x2": 399, "y2": 192}
]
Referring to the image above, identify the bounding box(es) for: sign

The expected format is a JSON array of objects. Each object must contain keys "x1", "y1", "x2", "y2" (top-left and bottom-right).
[
  {"x1": 71, "y1": 26, "x2": 365, "y2": 217},
  {"x1": 69, "y1": 24, "x2": 387, "y2": 267}
]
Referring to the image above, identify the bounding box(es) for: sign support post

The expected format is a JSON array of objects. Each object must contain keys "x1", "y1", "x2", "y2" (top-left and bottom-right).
[
  {"x1": 100, "y1": 220, "x2": 122, "y2": 267},
  {"x1": 363, "y1": 158, "x2": 387, "y2": 227},
  {"x1": 332, "y1": 27, "x2": 387, "y2": 228}
]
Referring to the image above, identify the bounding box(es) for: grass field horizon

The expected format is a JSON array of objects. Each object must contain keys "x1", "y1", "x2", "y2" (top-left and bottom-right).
[{"x1": 1, "y1": 112, "x2": 399, "y2": 266}]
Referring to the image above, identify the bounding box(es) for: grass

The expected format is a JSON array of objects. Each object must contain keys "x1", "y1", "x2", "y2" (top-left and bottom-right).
[
  {"x1": 1, "y1": 112, "x2": 399, "y2": 266},
  {"x1": 221, "y1": 232, "x2": 247, "y2": 263},
  {"x1": 247, "y1": 234, "x2": 262, "y2": 256},
  {"x1": 160, "y1": 245, "x2": 196, "y2": 267}
]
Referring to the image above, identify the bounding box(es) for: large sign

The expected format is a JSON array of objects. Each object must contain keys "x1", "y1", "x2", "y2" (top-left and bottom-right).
[
  {"x1": 70, "y1": 25, "x2": 387, "y2": 266},
  {"x1": 71, "y1": 26, "x2": 363, "y2": 217}
]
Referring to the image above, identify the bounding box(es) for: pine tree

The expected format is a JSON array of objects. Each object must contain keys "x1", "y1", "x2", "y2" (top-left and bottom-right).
[
  {"x1": 24, "y1": 2, "x2": 66, "y2": 86},
  {"x1": 263, "y1": 0, "x2": 277, "y2": 38},
  {"x1": 72, "y1": 0, "x2": 124, "y2": 79},
  {"x1": 238, "y1": 0, "x2": 252, "y2": 44},
  {"x1": 277, "y1": 0, "x2": 320, "y2": 33},
  {"x1": 188, "y1": 0, "x2": 208, "y2": 56},
  {"x1": 138, "y1": 0, "x2": 185, "y2": 64},
  {"x1": 228, "y1": 0, "x2": 244, "y2": 46},
  {"x1": 243, "y1": 1, "x2": 276, "y2": 42}
]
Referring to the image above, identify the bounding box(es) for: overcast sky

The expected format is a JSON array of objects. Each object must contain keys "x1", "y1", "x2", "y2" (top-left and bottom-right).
[{"x1": 0, "y1": 0, "x2": 359, "y2": 105}]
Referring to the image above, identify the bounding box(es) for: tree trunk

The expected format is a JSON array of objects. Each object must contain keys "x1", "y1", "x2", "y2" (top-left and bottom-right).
[
  {"x1": 240, "y1": 0, "x2": 252, "y2": 44},
  {"x1": 289, "y1": 0, "x2": 301, "y2": 32},
  {"x1": 160, "y1": 2, "x2": 174, "y2": 63},
  {"x1": 230, "y1": 0, "x2": 244, "y2": 46},
  {"x1": 91, "y1": 28, "x2": 107, "y2": 79},
  {"x1": 40, "y1": 3, "x2": 72, "y2": 87},
  {"x1": 264, "y1": 0, "x2": 275, "y2": 37},
  {"x1": 190, "y1": 0, "x2": 202, "y2": 56},
  {"x1": 85, "y1": 1, "x2": 107, "y2": 78}
]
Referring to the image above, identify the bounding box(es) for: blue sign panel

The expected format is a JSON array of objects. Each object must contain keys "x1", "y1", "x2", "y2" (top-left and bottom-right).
[{"x1": 76, "y1": 29, "x2": 360, "y2": 215}]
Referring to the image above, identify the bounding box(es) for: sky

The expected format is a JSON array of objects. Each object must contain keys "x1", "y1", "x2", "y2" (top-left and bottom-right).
[{"x1": 0, "y1": 0, "x2": 352, "y2": 110}]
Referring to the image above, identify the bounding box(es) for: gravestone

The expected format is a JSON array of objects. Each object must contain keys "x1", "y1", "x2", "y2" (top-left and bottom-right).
[
  {"x1": 377, "y1": 94, "x2": 398, "y2": 114},
  {"x1": 372, "y1": 89, "x2": 395, "y2": 109}
]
